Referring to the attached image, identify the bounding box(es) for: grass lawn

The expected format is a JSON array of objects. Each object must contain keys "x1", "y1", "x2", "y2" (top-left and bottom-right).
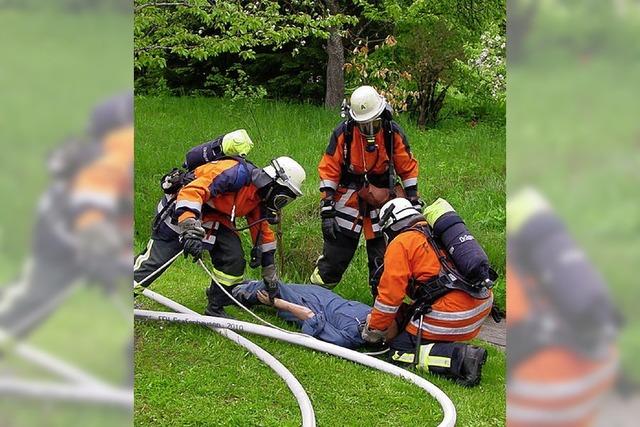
[{"x1": 134, "y1": 96, "x2": 506, "y2": 425}]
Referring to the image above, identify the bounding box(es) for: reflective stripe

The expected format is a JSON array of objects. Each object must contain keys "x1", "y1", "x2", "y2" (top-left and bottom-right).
[
  {"x1": 418, "y1": 343, "x2": 451, "y2": 368},
  {"x1": 211, "y1": 266, "x2": 244, "y2": 286},
  {"x1": 370, "y1": 209, "x2": 380, "y2": 219},
  {"x1": 335, "y1": 190, "x2": 359, "y2": 217},
  {"x1": 412, "y1": 316, "x2": 485, "y2": 336},
  {"x1": 424, "y1": 296, "x2": 494, "y2": 321},
  {"x1": 371, "y1": 222, "x2": 382, "y2": 233},
  {"x1": 259, "y1": 241, "x2": 277, "y2": 252},
  {"x1": 373, "y1": 300, "x2": 400, "y2": 314},
  {"x1": 510, "y1": 357, "x2": 618, "y2": 400},
  {"x1": 391, "y1": 351, "x2": 415, "y2": 364},
  {"x1": 319, "y1": 179, "x2": 338, "y2": 190},
  {"x1": 336, "y1": 217, "x2": 362, "y2": 233},
  {"x1": 508, "y1": 395, "x2": 604, "y2": 423},
  {"x1": 175, "y1": 199, "x2": 202, "y2": 212},
  {"x1": 71, "y1": 191, "x2": 117, "y2": 211},
  {"x1": 202, "y1": 222, "x2": 219, "y2": 244},
  {"x1": 134, "y1": 240, "x2": 154, "y2": 271},
  {"x1": 403, "y1": 177, "x2": 418, "y2": 187}
]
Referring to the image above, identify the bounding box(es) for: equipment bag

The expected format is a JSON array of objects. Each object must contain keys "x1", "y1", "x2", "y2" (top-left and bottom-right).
[
  {"x1": 183, "y1": 129, "x2": 254, "y2": 171},
  {"x1": 424, "y1": 198, "x2": 496, "y2": 285}
]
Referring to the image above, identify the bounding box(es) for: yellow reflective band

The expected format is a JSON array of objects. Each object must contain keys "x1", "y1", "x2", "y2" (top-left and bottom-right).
[
  {"x1": 418, "y1": 343, "x2": 451, "y2": 369},
  {"x1": 211, "y1": 267, "x2": 244, "y2": 286},
  {"x1": 134, "y1": 240, "x2": 154, "y2": 271},
  {"x1": 391, "y1": 351, "x2": 416, "y2": 364},
  {"x1": 222, "y1": 129, "x2": 254, "y2": 157},
  {"x1": 507, "y1": 187, "x2": 552, "y2": 233},
  {"x1": 310, "y1": 267, "x2": 324, "y2": 285},
  {"x1": 423, "y1": 198, "x2": 455, "y2": 226}
]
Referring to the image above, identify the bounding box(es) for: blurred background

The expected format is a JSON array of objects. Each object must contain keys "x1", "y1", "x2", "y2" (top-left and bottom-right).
[
  {"x1": 507, "y1": 0, "x2": 639, "y2": 425},
  {"x1": 0, "y1": 1, "x2": 132, "y2": 426}
]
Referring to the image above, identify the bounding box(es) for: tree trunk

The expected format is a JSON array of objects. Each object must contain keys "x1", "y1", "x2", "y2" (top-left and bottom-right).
[{"x1": 324, "y1": 27, "x2": 345, "y2": 108}]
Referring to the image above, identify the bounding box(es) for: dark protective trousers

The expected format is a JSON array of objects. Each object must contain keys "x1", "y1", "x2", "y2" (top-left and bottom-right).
[
  {"x1": 388, "y1": 330, "x2": 486, "y2": 386},
  {"x1": 313, "y1": 231, "x2": 385, "y2": 288},
  {"x1": 133, "y1": 223, "x2": 246, "y2": 311}
]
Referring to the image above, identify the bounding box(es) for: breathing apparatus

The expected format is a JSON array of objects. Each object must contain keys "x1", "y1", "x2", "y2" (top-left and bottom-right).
[{"x1": 252, "y1": 157, "x2": 306, "y2": 222}]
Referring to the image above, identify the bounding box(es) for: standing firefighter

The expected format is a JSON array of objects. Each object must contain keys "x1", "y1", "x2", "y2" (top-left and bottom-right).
[
  {"x1": 312, "y1": 86, "x2": 420, "y2": 288},
  {"x1": 362, "y1": 198, "x2": 496, "y2": 386},
  {"x1": 134, "y1": 153, "x2": 306, "y2": 318}
]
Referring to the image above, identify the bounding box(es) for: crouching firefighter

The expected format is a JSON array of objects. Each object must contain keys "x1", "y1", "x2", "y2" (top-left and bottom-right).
[
  {"x1": 361, "y1": 198, "x2": 498, "y2": 387},
  {"x1": 311, "y1": 85, "x2": 420, "y2": 289},
  {"x1": 134, "y1": 129, "x2": 256, "y2": 290},
  {"x1": 134, "y1": 156, "x2": 305, "y2": 318}
]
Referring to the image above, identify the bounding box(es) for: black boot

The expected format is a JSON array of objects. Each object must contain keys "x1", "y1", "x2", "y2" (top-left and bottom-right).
[
  {"x1": 204, "y1": 285, "x2": 230, "y2": 318},
  {"x1": 457, "y1": 345, "x2": 488, "y2": 387}
]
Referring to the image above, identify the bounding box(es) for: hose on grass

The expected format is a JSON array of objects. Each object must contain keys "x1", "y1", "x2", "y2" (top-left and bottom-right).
[
  {"x1": 139, "y1": 288, "x2": 316, "y2": 427},
  {"x1": 135, "y1": 303, "x2": 457, "y2": 427}
]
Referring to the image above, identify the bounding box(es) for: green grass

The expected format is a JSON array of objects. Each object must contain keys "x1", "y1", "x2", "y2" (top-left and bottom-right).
[{"x1": 134, "y1": 96, "x2": 506, "y2": 426}]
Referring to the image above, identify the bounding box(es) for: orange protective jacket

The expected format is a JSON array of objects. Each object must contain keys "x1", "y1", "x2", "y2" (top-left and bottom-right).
[
  {"x1": 175, "y1": 158, "x2": 276, "y2": 252},
  {"x1": 71, "y1": 126, "x2": 133, "y2": 230},
  {"x1": 369, "y1": 223, "x2": 493, "y2": 342},
  {"x1": 318, "y1": 121, "x2": 419, "y2": 239}
]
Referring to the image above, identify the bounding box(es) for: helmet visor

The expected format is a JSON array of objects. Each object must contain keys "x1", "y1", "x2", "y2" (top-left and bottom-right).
[
  {"x1": 357, "y1": 119, "x2": 382, "y2": 143},
  {"x1": 266, "y1": 185, "x2": 298, "y2": 212}
]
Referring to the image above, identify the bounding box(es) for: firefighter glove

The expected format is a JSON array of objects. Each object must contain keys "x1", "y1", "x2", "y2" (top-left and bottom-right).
[
  {"x1": 179, "y1": 218, "x2": 205, "y2": 262},
  {"x1": 320, "y1": 200, "x2": 340, "y2": 240},
  {"x1": 361, "y1": 324, "x2": 386, "y2": 344}
]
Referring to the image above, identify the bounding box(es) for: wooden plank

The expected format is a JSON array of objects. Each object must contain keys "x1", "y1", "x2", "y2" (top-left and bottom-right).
[{"x1": 478, "y1": 317, "x2": 506, "y2": 349}]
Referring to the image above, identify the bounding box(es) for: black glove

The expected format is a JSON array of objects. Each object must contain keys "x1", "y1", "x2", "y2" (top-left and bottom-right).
[
  {"x1": 179, "y1": 218, "x2": 205, "y2": 262},
  {"x1": 320, "y1": 200, "x2": 340, "y2": 240}
]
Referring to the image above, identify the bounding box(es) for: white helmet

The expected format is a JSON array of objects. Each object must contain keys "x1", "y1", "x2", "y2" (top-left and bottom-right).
[
  {"x1": 263, "y1": 156, "x2": 306, "y2": 197},
  {"x1": 349, "y1": 85, "x2": 386, "y2": 123},
  {"x1": 379, "y1": 198, "x2": 423, "y2": 231}
]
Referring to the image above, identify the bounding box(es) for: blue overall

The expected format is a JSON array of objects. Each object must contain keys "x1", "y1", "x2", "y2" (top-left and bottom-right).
[{"x1": 233, "y1": 282, "x2": 371, "y2": 349}]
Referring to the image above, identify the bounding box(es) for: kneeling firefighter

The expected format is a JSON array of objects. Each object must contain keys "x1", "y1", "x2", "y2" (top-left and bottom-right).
[
  {"x1": 311, "y1": 85, "x2": 420, "y2": 289},
  {"x1": 361, "y1": 198, "x2": 497, "y2": 386}
]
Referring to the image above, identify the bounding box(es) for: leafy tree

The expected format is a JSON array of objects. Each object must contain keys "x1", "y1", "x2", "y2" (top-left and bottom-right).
[
  {"x1": 351, "y1": 0, "x2": 505, "y2": 127},
  {"x1": 134, "y1": 0, "x2": 356, "y2": 102}
]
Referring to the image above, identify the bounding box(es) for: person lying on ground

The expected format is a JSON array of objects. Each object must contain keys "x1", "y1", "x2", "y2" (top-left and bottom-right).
[{"x1": 231, "y1": 281, "x2": 382, "y2": 350}]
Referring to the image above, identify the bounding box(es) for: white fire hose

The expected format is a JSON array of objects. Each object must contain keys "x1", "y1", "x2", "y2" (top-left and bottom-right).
[
  {"x1": 135, "y1": 296, "x2": 457, "y2": 427},
  {"x1": 139, "y1": 288, "x2": 316, "y2": 426}
]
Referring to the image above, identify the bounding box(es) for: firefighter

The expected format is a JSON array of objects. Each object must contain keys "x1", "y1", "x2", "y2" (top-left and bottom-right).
[
  {"x1": 134, "y1": 156, "x2": 306, "y2": 318},
  {"x1": 311, "y1": 85, "x2": 420, "y2": 289},
  {"x1": 507, "y1": 189, "x2": 619, "y2": 426},
  {"x1": 133, "y1": 129, "x2": 254, "y2": 289},
  {"x1": 361, "y1": 198, "x2": 492, "y2": 386}
]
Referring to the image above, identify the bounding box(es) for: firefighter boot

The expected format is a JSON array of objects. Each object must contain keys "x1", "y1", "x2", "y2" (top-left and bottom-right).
[
  {"x1": 416, "y1": 342, "x2": 488, "y2": 387},
  {"x1": 204, "y1": 284, "x2": 230, "y2": 318},
  {"x1": 457, "y1": 345, "x2": 488, "y2": 387}
]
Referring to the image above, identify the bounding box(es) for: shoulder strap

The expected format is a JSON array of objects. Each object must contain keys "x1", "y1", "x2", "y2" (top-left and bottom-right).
[
  {"x1": 342, "y1": 120, "x2": 354, "y2": 175},
  {"x1": 384, "y1": 120, "x2": 395, "y2": 191}
]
